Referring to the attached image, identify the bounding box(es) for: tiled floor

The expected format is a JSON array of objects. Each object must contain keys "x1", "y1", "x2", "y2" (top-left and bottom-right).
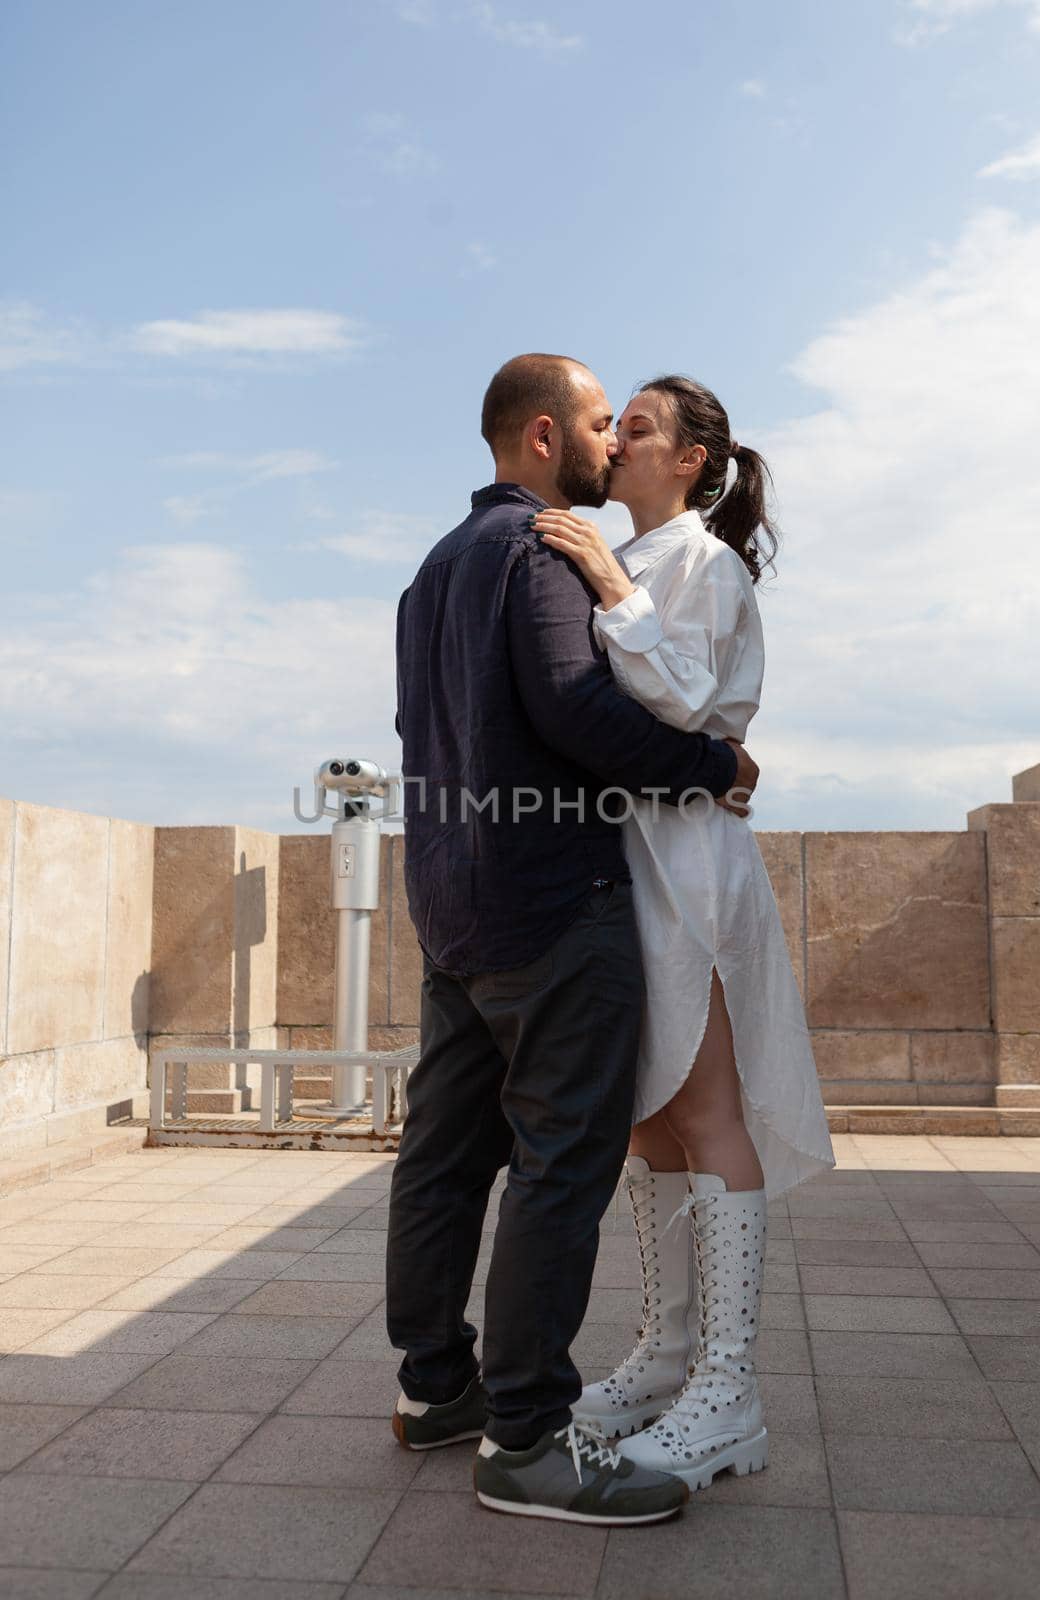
[{"x1": 1, "y1": 1134, "x2": 1039, "y2": 1599}]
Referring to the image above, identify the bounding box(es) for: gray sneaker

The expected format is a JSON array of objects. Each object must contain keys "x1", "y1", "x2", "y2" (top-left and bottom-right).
[
  {"x1": 392, "y1": 1374, "x2": 488, "y2": 1450},
  {"x1": 473, "y1": 1420, "x2": 689, "y2": 1525}
]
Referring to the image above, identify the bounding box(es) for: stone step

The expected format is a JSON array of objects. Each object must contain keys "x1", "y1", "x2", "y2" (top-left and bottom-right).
[
  {"x1": 0, "y1": 1093, "x2": 151, "y2": 1162},
  {"x1": 0, "y1": 1122, "x2": 149, "y2": 1196},
  {"x1": 826, "y1": 1104, "x2": 1040, "y2": 1136}
]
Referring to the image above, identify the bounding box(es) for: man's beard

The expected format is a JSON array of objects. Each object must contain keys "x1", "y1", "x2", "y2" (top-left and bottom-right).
[{"x1": 556, "y1": 434, "x2": 612, "y2": 508}]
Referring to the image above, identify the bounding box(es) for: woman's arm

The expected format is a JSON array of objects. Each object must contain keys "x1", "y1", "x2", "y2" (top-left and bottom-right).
[{"x1": 533, "y1": 510, "x2": 747, "y2": 734}]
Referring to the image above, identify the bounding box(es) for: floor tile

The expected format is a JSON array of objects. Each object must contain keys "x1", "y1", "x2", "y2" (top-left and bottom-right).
[
  {"x1": 147, "y1": 1249, "x2": 308, "y2": 1281},
  {"x1": 0, "y1": 1567, "x2": 109, "y2": 1598},
  {"x1": 966, "y1": 1335, "x2": 1040, "y2": 1381},
  {"x1": 268, "y1": 1254, "x2": 390, "y2": 1280},
  {"x1": 810, "y1": 1331, "x2": 978, "y2": 1379},
  {"x1": 827, "y1": 1434, "x2": 1040, "y2": 1515},
  {"x1": 758, "y1": 1374, "x2": 820, "y2": 1433},
  {"x1": 229, "y1": 1281, "x2": 385, "y2": 1320},
  {"x1": 203, "y1": 1226, "x2": 339, "y2": 1252},
  {"x1": 787, "y1": 1195, "x2": 897, "y2": 1220},
  {"x1": 754, "y1": 1330, "x2": 813, "y2": 1375},
  {"x1": 97, "y1": 1353, "x2": 319, "y2": 1413},
  {"x1": 595, "y1": 1503, "x2": 845, "y2": 1600},
  {"x1": 213, "y1": 1414, "x2": 423, "y2": 1489},
  {"x1": 0, "y1": 1308, "x2": 81, "y2": 1353},
  {"x1": 790, "y1": 1217, "x2": 909, "y2": 1242},
  {"x1": 899, "y1": 1217, "x2": 1024, "y2": 1243},
  {"x1": 930, "y1": 1268, "x2": 1040, "y2": 1299},
  {"x1": 990, "y1": 1381, "x2": 1040, "y2": 1444},
  {"x1": 914, "y1": 1240, "x2": 1040, "y2": 1269},
  {"x1": 698, "y1": 1432, "x2": 831, "y2": 1507},
  {"x1": 30, "y1": 1241, "x2": 191, "y2": 1280},
  {"x1": 0, "y1": 1276, "x2": 138, "y2": 1311},
  {"x1": 947, "y1": 1298, "x2": 1040, "y2": 1336},
  {"x1": 21, "y1": 1311, "x2": 217, "y2": 1358},
  {"x1": 0, "y1": 1403, "x2": 89, "y2": 1470},
  {"x1": 0, "y1": 1352, "x2": 162, "y2": 1406},
  {"x1": 126, "y1": 1483, "x2": 399, "y2": 1584},
  {"x1": 815, "y1": 1376, "x2": 1011, "y2": 1439},
  {"x1": 95, "y1": 1278, "x2": 258, "y2": 1315},
  {"x1": 357, "y1": 1488, "x2": 606, "y2": 1595},
  {"x1": 279, "y1": 1357, "x2": 401, "y2": 1418},
  {"x1": 313, "y1": 1230, "x2": 389, "y2": 1255},
  {"x1": 0, "y1": 1474, "x2": 194, "y2": 1570},
  {"x1": 176, "y1": 1313, "x2": 352, "y2": 1360},
  {"x1": 804, "y1": 1295, "x2": 956, "y2": 1334},
  {"x1": 792, "y1": 1238, "x2": 920, "y2": 1267},
  {"x1": 18, "y1": 1407, "x2": 260, "y2": 1480},
  {"x1": 839, "y1": 1510, "x2": 1040, "y2": 1600},
  {"x1": 99, "y1": 1578, "x2": 345, "y2": 1599},
  {"x1": 760, "y1": 1293, "x2": 806, "y2": 1330},
  {"x1": 797, "y1": 1265, "x2": 936, "y2": 1297}
]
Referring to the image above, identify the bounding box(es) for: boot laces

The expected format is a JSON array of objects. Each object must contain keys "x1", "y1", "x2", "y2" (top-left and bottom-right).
[
  {"x1": 555, "y1": 1420, "x2": 622, "y2": 1482},
  {"x1": 630, "y1": 1179, "x2": 664, "y2": 1343}
]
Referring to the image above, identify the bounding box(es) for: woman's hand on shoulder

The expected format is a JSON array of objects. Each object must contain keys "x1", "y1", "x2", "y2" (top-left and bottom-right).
[{"x1": 530, "y1": 509, "x2": 635, "y2": 610}]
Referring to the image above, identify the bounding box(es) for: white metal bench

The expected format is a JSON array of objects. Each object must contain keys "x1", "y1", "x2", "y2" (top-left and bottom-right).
[{"x1": 149, "y1": 1045, "x2": 420, "y2": 1136}]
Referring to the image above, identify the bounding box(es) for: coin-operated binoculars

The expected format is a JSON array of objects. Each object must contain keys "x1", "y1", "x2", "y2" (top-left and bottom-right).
[{"x1": 293, "y1": 757, "x2": 403, "y2": 1114}]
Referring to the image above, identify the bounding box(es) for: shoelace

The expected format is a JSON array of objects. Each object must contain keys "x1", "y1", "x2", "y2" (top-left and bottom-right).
[
  {"x1": 555, "y1": 1420, "x2": 622, "y2": 1483},
  {"x1": 628, "y1": 1181, "x2": 663, "y2": 1347}
]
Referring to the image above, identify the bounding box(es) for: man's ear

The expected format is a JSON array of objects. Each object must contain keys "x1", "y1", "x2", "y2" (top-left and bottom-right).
[{"x1": 528, "y1": 414, "x2": 554, "y2": 461}]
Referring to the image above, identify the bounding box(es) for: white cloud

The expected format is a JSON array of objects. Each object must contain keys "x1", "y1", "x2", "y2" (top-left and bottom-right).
[
  {"x1": 158, "y1": 450, "x2": 338, "y2": 525},
  {"x1": 469, "y1": 3, "x2": 582, "y2": 54},
  {"x1": 392, "y1": 1, "x2": 582, "y2": 57},
  {"x1": 362, "y1": 113, "x2": 441, "y2": 178},
  {"x1": 0, "y1": 301, "x2": 93, "y2": 372},
  {"x1": 744, "y1": 206, "x2": 1040, "y2": 827},
  {"x1": 395, "y1": 0, "x2": 436, "y2": 22},
  {"x1": 979, "y1": 131, "x2": 1040, "y2": 179},
  {"x1": 898, "y1": 0, "x2": 1040, "y2": 42},
  {"x1": 161, "y1": 450, "x2": 337, "y2": 482},
  {"x1": 463, "y1": 241, "x2": 497, "y2": 274},
  {"x1": 0, "y1": 542, "x2": 400, "y2": 824},
  {"x1": 292, "y1": 510, "x2": 442, "y2": 565},
  {"x1": 739, "y1": 79, "x2": 766, "y2": 98},
  {"x1": 130, "y1": 309, "x2": 367, "y2": 359}
]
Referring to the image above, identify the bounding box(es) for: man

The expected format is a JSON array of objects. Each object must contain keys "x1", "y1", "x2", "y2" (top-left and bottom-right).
[{"x1": 386, "y1": 353, "x2": 759, "y2": 1525}]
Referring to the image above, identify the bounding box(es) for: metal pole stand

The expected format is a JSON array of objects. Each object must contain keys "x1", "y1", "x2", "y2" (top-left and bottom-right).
[
  {"x1": 320, "y1": 799, "x2": 381, "y2": 1114},
  {"x1": 292, "y1": 757, "x2": 403, "y2": 1121}
]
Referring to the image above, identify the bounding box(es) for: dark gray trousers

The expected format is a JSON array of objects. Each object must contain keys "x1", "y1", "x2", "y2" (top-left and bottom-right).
[{"x1": 385, "y1": 880, "x2": 644, "y2": 1450}]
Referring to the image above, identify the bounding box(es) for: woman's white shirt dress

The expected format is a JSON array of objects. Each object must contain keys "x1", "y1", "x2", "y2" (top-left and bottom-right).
[{"x1": 593, "y1": 509, "x2": 834, "y2": 1198}]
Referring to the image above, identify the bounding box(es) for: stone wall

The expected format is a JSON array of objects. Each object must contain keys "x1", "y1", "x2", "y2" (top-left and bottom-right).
[
  {"x1": 0, "y1": 799, "x2": 154, "y2": 1158},
  {"x1": 1, "y1": 760, "x2": 1038, "y2": 1150}
]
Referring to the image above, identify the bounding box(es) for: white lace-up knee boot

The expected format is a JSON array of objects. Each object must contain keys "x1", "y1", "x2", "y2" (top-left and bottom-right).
[
  {"x1": 572, "y1": 1157, "x2": 700, "y2": 1439},
  {"x1": 618, "y1": 1174, "x2": 769, "y2": 1488}
]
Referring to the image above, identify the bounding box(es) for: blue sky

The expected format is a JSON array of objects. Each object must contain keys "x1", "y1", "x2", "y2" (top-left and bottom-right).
[{"x1": 3, "y1": 0, "x2": 1039, "y2": 834}]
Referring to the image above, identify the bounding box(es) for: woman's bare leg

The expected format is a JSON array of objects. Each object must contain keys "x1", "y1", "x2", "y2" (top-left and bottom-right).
[
  {"x1": 662, "y1": 970, "x2": 764, "y2": 1191},
  {"x1": 629, "y1": 1107, "x2": 687, "y2": 1172}
]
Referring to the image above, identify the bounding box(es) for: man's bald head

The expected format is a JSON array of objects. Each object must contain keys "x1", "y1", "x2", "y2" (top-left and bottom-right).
[{"x1": 480, "y1": 353, "x2": 591, "y2": 457}]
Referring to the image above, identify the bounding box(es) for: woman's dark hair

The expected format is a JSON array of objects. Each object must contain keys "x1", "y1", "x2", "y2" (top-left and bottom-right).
[{"x1": 638, "y1": 374, "x2": 779, "y2": 583}]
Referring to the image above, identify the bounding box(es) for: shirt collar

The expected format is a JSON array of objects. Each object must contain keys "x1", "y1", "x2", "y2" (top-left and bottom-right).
[
  {"x1": 615, "y1": 510, "x2": 707, "y2": 579},
  {"x1": 471, "y1": 482, "x2": 548, "y2": 512}
]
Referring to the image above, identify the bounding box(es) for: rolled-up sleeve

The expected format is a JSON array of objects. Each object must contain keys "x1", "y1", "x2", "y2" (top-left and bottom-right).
[{"x1": 592, "y1": 545, "x2": 748, "y2": 733}]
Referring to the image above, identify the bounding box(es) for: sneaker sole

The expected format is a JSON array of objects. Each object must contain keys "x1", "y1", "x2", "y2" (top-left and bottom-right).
[
  {"x1": 392, "y1": 1412, "x2": 485, "y2": 1452},
  {"x1": 674, "y1": 1428, "x2": 769, "y2": 1491},
  {"x1": 475, "y1": 1490, "x2": 686, "y2": 1526}
]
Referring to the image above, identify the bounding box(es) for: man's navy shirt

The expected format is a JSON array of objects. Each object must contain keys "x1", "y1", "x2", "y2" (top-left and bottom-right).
[{"x1": 395, "y1": 482, "x2": 739, "y2": 976}]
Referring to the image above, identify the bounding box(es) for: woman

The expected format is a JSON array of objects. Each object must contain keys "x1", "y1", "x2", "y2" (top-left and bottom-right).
[{"x1": 531, "y1": 374, "x2": 834, "y2": 1492}]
